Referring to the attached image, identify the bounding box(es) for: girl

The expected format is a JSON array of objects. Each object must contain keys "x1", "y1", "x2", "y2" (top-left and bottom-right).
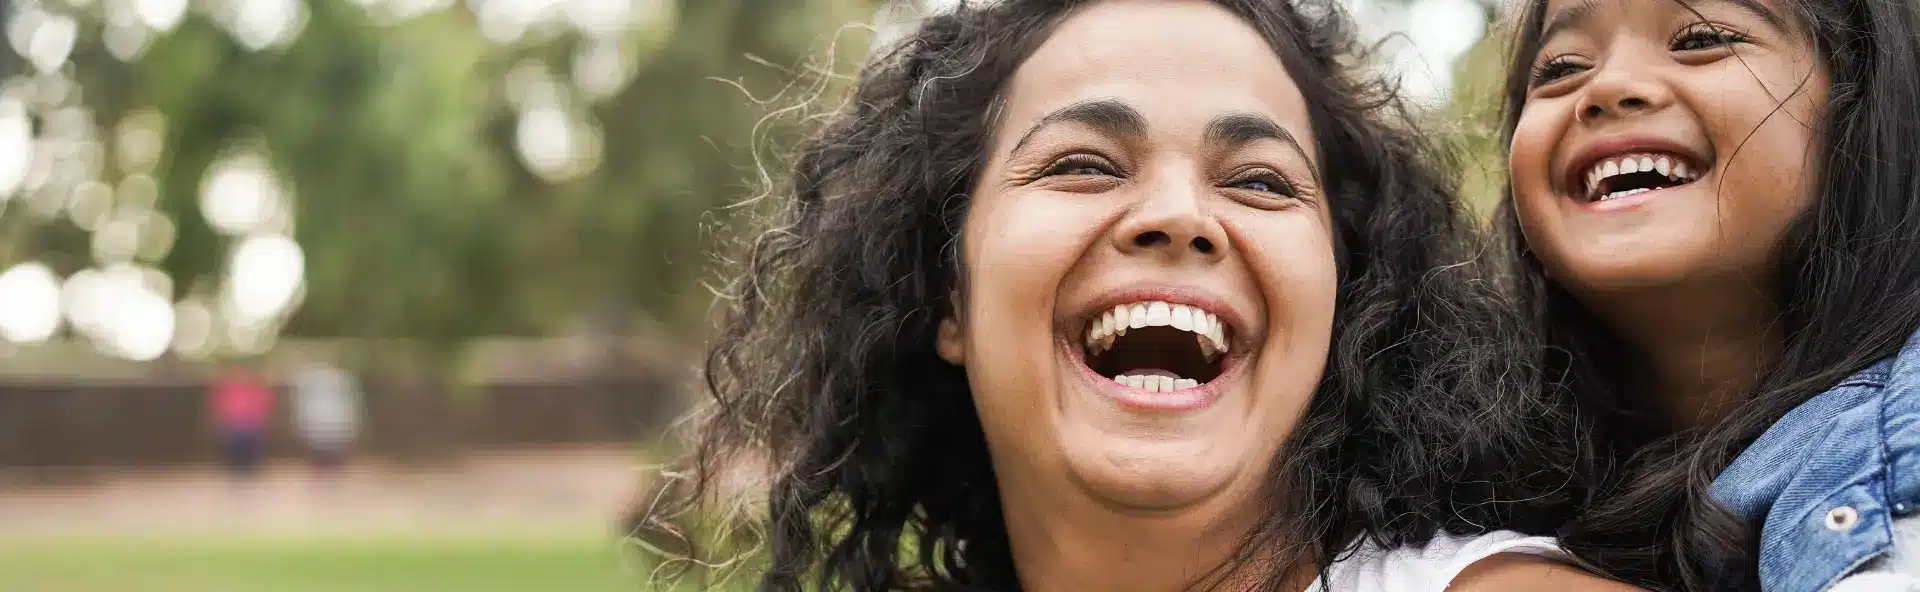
[
  {"x1": 642, "y1": 0, "x2": 1631, "y2": 590},
  {"x1": 1500, "y1": 0, "x2": 1920, "y2": 589}
]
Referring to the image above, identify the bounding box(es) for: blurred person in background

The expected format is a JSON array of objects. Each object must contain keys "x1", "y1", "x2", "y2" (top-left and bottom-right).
[
  {"x1": 641, "y1": 0, "x2": 1634, "y2": 590},
  {"x1": 293, "y1": 359, "x2": 361, "y2": 479},
  {"x1": 209, "y1": 364, "x2": 275, "y2": 482}
]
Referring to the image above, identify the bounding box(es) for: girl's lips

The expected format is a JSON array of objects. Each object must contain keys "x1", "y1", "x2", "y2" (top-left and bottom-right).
[
  {"x1": 1573, "y1": 178, "x2": 1697, "y2": 212},
  {"x1": 1559, "y1": 135, "x2": 1711, "y2": 199}
]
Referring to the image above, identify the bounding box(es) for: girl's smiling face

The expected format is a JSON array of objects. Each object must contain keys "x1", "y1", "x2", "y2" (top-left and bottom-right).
[
  {"x1": 1508, "y1": 0, "x2": 1827, "y2": 295},
  {"x1": 936, "y1": 0, "x2": 1337, "y2": 514}
]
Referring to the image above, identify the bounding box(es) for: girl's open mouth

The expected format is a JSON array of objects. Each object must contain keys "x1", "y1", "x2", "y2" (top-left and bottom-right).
[{"x1": 1575, "y1": 151, "x2": 1707, "y2": 203}]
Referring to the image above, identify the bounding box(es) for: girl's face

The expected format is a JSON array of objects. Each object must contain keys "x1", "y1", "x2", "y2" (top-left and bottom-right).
[
  {"x1": 1509, "y1": 0, "x2": 1827, "y2": 296},
  {"x1": 936, "y1": 0, "x2": 1337, "y2": 514}
]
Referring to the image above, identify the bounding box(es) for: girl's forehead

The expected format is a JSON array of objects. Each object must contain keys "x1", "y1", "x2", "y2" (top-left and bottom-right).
[{"x1": 1535, "y1": 0, "x2": 1799, "y2": 31}]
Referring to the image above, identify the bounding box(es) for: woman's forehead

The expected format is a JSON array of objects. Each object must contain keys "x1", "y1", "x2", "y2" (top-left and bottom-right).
[{"x1": 991, "y1": 0, "x2": 1316, "y2": 158}]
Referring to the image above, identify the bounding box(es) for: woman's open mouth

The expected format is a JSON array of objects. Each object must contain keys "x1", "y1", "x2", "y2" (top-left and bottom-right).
[{"x1": 1064, "y1": 299, "x2": 1242, "y2": 413}]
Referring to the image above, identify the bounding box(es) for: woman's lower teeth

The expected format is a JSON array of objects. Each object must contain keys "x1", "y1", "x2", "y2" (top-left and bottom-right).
[{"x1": 1113, "y1": 374, "x2": 1200, "y2": 392}]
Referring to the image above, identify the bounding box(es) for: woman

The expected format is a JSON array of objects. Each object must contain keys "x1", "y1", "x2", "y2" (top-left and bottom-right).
[
  {"x1": 1498, "y1": 0, "x2": 1920, "y2": 588},
  {"x1": 642, "y1": 0, "x2": 1630, "y2": 589}
]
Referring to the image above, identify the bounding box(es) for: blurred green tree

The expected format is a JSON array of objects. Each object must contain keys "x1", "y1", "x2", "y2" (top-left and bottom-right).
[{"x1": 3, "y1": 0, "x2": 877, "y2": 370}]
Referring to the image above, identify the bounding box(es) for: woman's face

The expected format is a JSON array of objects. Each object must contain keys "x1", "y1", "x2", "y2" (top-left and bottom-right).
[
  {"x1": 936, "y1": 0, "x2": 1337, "y2": 513},
  {"x1": 1508, "y1": 0, "x2": 1826, "y2": 297}
]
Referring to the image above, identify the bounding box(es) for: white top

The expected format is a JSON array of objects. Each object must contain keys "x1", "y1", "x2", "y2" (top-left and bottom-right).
[
  {"x1": 1308, "y1": 530, "x2": 1566, "y2": 592},
  {"x1": 1831, "y1": 515, "x2": 1920, "y2": 591}
]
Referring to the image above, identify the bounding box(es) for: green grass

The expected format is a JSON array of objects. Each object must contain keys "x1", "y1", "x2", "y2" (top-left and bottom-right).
[{"x1": 0, "y1": 532, "x2": 657, "y2": 592}]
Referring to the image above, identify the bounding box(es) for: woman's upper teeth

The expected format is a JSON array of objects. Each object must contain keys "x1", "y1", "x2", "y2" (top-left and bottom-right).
[
  {"x1": 1084, "y1": 300, "x2": 1230, "y2": 358},
  {"x1": 1583, "y1": 152, "x2": 1700, "y2": 196}
]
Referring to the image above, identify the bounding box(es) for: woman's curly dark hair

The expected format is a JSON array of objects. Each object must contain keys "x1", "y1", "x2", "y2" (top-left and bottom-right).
[{"x1": 638, "y1": 1, "x2": 1595, "y2": 590}]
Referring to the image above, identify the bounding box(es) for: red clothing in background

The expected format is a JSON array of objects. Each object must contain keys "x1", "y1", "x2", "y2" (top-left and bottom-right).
[{"x1": 212, "y1": 370, "x2": 274, "y2": 432}]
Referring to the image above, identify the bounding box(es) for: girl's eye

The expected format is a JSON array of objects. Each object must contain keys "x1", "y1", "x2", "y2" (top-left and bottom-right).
[
  {"x1": 1041, "y1": 154, "x2": 1118, "y2": 177},
  {"x1": 1228, "y1": 170, "x2": 1296, "y2": 197},
  {"x1": 1672, "y1": 25, "x2": 1747, "y2": 52},
  {"x1": 1530, "y1": 55, "x2": 1587, "y2": 87}
]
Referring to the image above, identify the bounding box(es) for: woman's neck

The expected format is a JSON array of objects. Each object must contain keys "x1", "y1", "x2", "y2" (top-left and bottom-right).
[
  {"x1": 996, "y1": 479, "x2": 1308, "y2": 592},
  {"x1": 1588, "y1": 282, "x2": 1784, "y2": 432}
]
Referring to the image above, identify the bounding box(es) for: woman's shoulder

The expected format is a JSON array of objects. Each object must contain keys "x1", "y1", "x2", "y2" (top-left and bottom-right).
[{"x1": 1312, "y1": 531, "x2": 1567, "y2": 592}]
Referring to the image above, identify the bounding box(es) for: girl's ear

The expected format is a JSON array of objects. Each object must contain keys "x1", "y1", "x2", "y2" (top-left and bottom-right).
[{"x1": 937, "y1": 291, "x2": 966, "y2": 366}]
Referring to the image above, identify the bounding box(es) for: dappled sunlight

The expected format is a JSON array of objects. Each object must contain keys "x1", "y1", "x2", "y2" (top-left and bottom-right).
[{"x1": 0, "y1": 261, "x2": 61, "y2": 343}]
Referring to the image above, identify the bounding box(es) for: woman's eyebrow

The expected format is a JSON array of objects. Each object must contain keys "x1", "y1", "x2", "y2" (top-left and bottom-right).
[
  {"x1": 1205, "y1": 113, "x2": 1319, "y2": 177},
  {"x1": 1009, "y1": 98, "x2": 1146, "y2": 155}
]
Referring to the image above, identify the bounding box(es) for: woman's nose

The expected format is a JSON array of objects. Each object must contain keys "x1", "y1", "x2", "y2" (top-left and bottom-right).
[{"x1": 1110, "y1": 175, "x2": 1229, "y2": 265}]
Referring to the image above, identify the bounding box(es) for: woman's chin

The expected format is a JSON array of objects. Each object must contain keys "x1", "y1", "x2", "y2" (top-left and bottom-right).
[
  {"x1": 1043, "y1": 347, "x2": 1272, "y2": 511},
  {"x1": 1058, "y1": 436, "x2": 1249, "y2": 512}
]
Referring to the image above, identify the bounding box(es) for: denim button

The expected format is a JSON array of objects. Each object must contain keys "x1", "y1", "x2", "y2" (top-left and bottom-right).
[{"x1": 1826, "y1": 506, "x2": 1860, "y2": 532}]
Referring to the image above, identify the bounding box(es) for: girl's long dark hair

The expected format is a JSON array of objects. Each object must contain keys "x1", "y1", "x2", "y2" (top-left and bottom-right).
[
  {"x1": 1496, "y1": 0, "x2": 1920, "y2": 588},
  {"x1": 639, "y1": 1, "x2": 1592, "y2": 590}
]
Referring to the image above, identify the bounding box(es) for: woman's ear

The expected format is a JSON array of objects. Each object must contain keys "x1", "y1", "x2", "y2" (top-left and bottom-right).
[{"x1": 937, "y1": 292, "x2": 966, "y2": 366}]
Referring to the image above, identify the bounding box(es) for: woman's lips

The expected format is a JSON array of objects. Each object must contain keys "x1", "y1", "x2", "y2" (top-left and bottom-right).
[{"x1": 1063, "y1": 338, "x2": 1244, "y2": 413}]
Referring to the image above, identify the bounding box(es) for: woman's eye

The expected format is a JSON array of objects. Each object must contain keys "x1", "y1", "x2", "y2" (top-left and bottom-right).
[
  {"x1": 1530, "y1": 56, "x2": 1586, "y2": 87},
  {"x1": 1673, "y1": 26, "x2": 1746, "y2": 51},
  {"x1": 1041, "y1": 155, "x2": 1117, "y2": 177},
  {"x1": 1229, "y1": 171, "x2": 1296, "y2": 196}
]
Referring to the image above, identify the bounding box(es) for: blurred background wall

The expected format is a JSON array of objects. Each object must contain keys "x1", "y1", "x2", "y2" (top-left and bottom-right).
[{"x1": 0, "y1": 0, "x2": 1511, "y2": 589}]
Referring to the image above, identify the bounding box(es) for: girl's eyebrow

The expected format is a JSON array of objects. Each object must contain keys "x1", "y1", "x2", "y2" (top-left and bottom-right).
[
  {"x1": 1539, "y1": 0, "x2": 1790, "y2": 48},
  {"x1": 1539, "y1": 0, "x2": 1602, "y2": 46},
  {"x1": 1703, "y1": 0, "x2": 1790, "y2": 32}
]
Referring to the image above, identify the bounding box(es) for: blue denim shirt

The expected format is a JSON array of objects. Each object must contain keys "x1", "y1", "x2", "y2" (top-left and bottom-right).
[{"x1": 1713, "y1": 327, "x2": 1920, "y2": 592}]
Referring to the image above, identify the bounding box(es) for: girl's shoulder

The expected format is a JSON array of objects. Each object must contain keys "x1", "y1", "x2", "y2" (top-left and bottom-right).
[
  {"x1": 1310, "y1": 530, "x2": 1565, "y2": 592},
  {"x1": 1712, "y1": 326, "x2": 1920, "y2": 591}
]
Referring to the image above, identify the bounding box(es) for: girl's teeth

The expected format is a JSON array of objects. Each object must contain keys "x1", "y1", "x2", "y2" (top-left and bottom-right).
[
  {"x1": 1170, "y1": 305, "x2": 1193, "y2": 331},
  {"x1": 1601, "y1": 187, "x2": 1654, "y2": 201},
  {"x1": 1128, "y1": 303, "x2": 1148, "y2": 329},
  {"x1": 1583, "y1": 153, "x2": 1703, "y2": 199}
]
